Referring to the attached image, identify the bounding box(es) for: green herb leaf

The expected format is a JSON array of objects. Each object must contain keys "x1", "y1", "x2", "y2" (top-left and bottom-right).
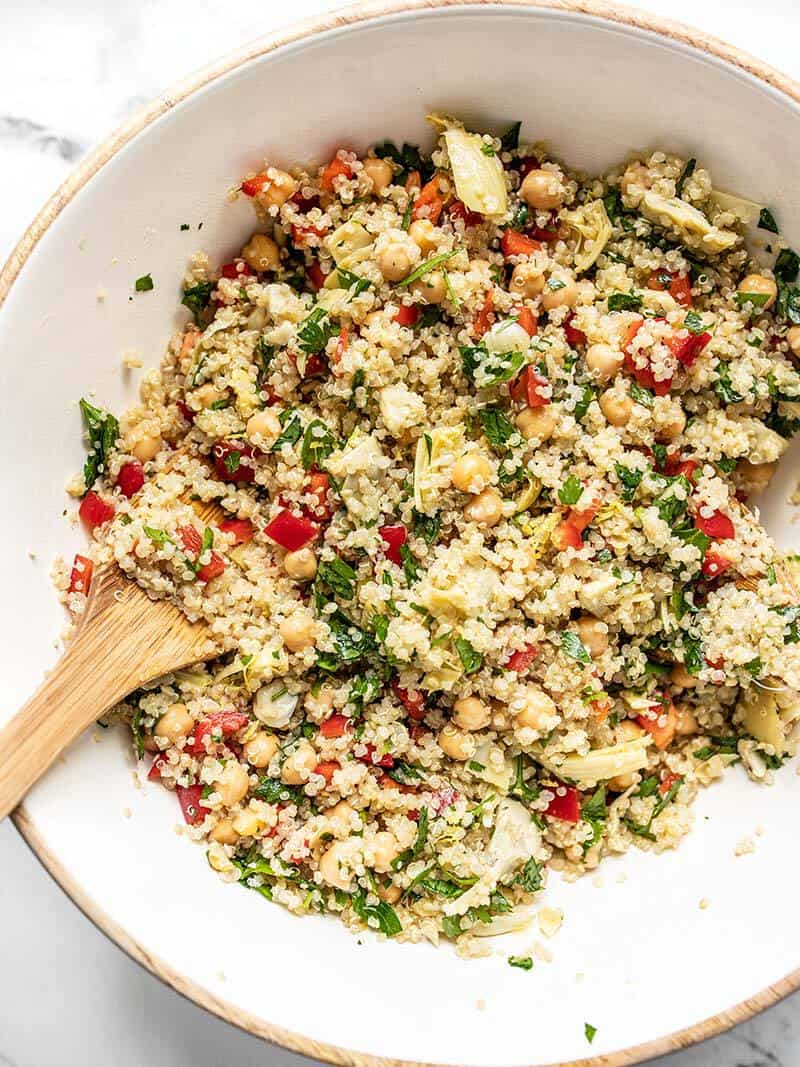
[
  {"x1": 351, "y1": 890, "x2": 402, "y2": 937},
  {"x1": 393, "y1": 807, "x2": 429, "y2": 869},
  {"x1": 510, "y1": 754, "x2": 539, "y2": 807},
  {"x1": 714, "y1": 361, "x2": 744, "y2": 404},
  {"x1": 134, "y1": 273, "x2": 154, "y2": 292},
  {"x1": 683, "y1": 310, "x2": 705, "y2": 335},
  {"x1": 399, "y1": 543, "x2": 419, "y2": 585},
  {"x1": 181, "y1": 280, "x2": 214, "y2": 324},
  {"x1": 460, "y1": 343, "x2": 526, "y2": 387},
  {"x1": 629, "y1": 382, "x2": 654, "y2": 408},
  {"x1": 301, "y1": 419, "x2": 337, "y2": 469},
  {"x1": 398, "y1": 250, "x2": 458, "y2": 287},
  {"x1": 508, "y1": 956, "x2": 533, "y2": 971},
  {"x1": 573, "y1": 384, "x2": 597, "y2": 422},
  {"x1": 271, "y1": 411, "x2": 303, "y2": 451},
  {"x1": 454, "y1": 636, "x2": 483, "y2": 674},
  {"x1": 297, "y1": 306, "x2": 338, "y2": 354},
  {"x1": 412, "y1": 509, "x2": 440, "y2": 545},
  {"x1": 514, "y1": 856, "x2": 543, "y2": 894},
  {"x1": 558, "y1": 475, "x2": 584, "y2": 507},
  {"x1": 614, "y1": 463, "x2": 644, "y2": 503},
  {"x1": 401, "y1": 195, "x2": 414, "y2": 231},
  {"x1": 693, "y1": 736, "x2": 740, "y2": 761},
  {"x1": 253, "y1": 777, "x2": 302, "y2": 803},
  {"x1": 560, "y1": 630, "x2": 592, "y2": 665},
  {"x1": 79, "y1": 398, "x2": 120, "y2": 489},
  {"x1": 584, "y1": 1023, "x2": 598, "y2": 1045},
  {"x1": 334, "y1": 268, "x2": 373, "y2": 297},
  {"x1": 478, "y1": 406, "x2": 516, "y2": 450},
  {"x1": 775, "y1": 248, "x2": 800, "y2": 284},
  {"x1": 758, "y1": 208, "x2": 779, "y2": 234},
  {"x1": 500, "y1": 121, "x2": 522, "y2": 152},
  {"x1": 316, "y1": 610, "x2": 375, "y2": 672},
  {"x1": 316, "y1": 557, "x2": 357, "y2": 601},
  {"x1": 675, "y1": 157, "x2": 696, "y2": 198},
  {"x1": 608, "y1": 290, "x2": 643, "y2": 312}
]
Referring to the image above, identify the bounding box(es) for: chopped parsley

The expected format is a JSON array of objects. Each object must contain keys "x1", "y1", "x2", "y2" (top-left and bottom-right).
[
  {"x1": 301, "y1": 418, "x2": 337, "y2": 469},
  {"x1": 478, "y1": 406, "x2": 516, "y2": 450},
  {"x1": 629, "y1": 382, "x2": 654, "y2": 408},
  {"x1": 79, "y1": 398, "x2": 119, "y2": 489},
  {"x1": 584, "y1": 1023, "x2": 598, "y2": 1045},
  {"x1": 560, "y1": 630, "x2": 592, "y2": 665},
  {"x1": 508, "y1": 956, "x2": 533, "y2": 971},
  {"x1": 614, "y1": 463, "x2": 644, "y2": 502},
  {"x1": 454, "y1": 636, "x2": 483, "y2": 675},
  {"x1": 398, "y1": 250, "x2": 458, "y2": 287},
  {"x1": 270, "y1": 410, "x2": 303, "y2": 451},
  {"x1": 393, "y1": 807, "x2": 429, "y2": 869},
  {"x1": 558, "y1": 475, "x2": 584, "y2": 506},
  {"x1": 134, "y1": 273, "x2": 154, "y2": 292},
  {"x1": 500, "y1": 121, "x2": 522, "y2": 151},
  {"x1": 181, "y1": 280, "x2": 214, "y2": 324},
  {"x1": 460, "y1": 343, "x2": 526, "y2": 386},
  {"x1": 316, "y1": 557, "x2": 357, "y2": 601},
  {"x1": 608, "y1": 290, "x2": 643, "y2": 312},
  {"x1": 351, "y1": 890, "x2": 402, "y2": 937},
  {"x1": 297, "y1": 306, "x2": 338, "y2": 354},
  {"x1": 758, "y1": 207, "x2": 779, "y2": 234}
]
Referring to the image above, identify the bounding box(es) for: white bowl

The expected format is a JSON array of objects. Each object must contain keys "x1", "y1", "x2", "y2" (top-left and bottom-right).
[{"x1": 3, "y1": 2, "x2": 800, "y2": 1063}]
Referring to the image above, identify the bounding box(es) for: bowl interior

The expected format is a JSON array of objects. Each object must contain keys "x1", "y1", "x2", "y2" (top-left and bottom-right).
[{"x1": 2, "y1": 5, "x2": 800, "y2": 1064}]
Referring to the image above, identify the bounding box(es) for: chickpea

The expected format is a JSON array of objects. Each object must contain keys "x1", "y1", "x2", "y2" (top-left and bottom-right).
[
  {"x1": 608, "y1": 772, "x2": 638, "y2": 793},
  {"x1": 283, "y1": 546, "x2": 318, "y2": 581},
  {"x1": 243, "y1": 731, "x2": 279, "y2": 768},
  {"x1": 193, "y1": 384, "x2": 225, "y2": 410},
  {"x1": 213, "y1": 761, "x2": 250, "y2": 807},
  {"x1": 514, "y1": 686, "x2": 557, "y2": 731},
  {"x1": 245, "y1": 408, "x2": 282, "y2": 447},
  {"x1": 280, "y1": 739, "x2": 317, "y2": 785},
  {"x1": 154, "y1": 702, "x2": 194, "y2": 744},
  {"x1": 319, "y1": 839, "x2": 355, "y2": 891},
  {"x1": 787, "y1": 325, "x2": 800, "y2": 359},
  {"x1": 377, "y1": 241, "x2": 415, "y2": 282},
  {"x1": 656, "y1": 404, "x2": 686, "y2": 442},
  {"x1": 209, "y1": 819, "x2": 239, "y2": 845},
  {"x1": 377, "y1": 882, "x2": 403, "y2": 904},
  {"x1": 362, "y1": 156, "x2": 394, "y2": 195},
  {"x1": 675, "y1": 704, "x2": 699, "y2": 736},
  {"x1": 452, "y1": 696, "x2": 491, "y2": 732},
  {"x1": 510, "y1": 262, "x2": 545, "y2": 300},
  {"x1": 516, "y1": 405, "x2": 558, "y2": 442},
  {"x1": 599, "y1": 390, "x2": 633, "y2": 427},
  {"x1": 256, "y1": 169, "x2": 297, "y2": 209},
  {"x1": 130, "y1": 430, "x2": 161, "y2": 463},
  {"x1": 410, "y1": 271, "x2": 447, "y2": 305},
  {"x1": 737, "y1": 459, "x2": 777, "y2": 496},
  {"x1": 452, "y1": 453, "x2": 492, "y2": 493},
  {"x1": 617, "y1": 719, "x2": 644, "y2": 743},
  {"x1": 304, "y1": 685, "x2": 335, "y2": 716},
  {"x1": 586, "y1": 342, "x2": 624, "y2": 381},
  {"x1": 371, "y1": 830, "x2": 401, "y2": 873},
  {"x1": 737, "y1": 273, "x2": 777, "y2": 311},
  {"x1": 408, "y1": 219, "x2": 440, "y2": 254},
  {"x1": 241, "y1": 233, "x2": 280, "y2": 273},
  {"x1": 438, "y1": 724, "x2": 477, "y2": 762},
  {"x1": 670, "y1": 662, "x2": 699, "y2": 688},
  {"x1": 519, "y1": 168, "x2": 564, "y2": 211},
  {"x1": 575, "y1": 615, "x2": 609, "y2": 657},
  {"x1": 232, "y1": 808, "x2": 265, "y2": 837},
  {"x1": 464, "y1": 488, "x2": 504, "y2": 527},
  {"x1": 541, "y1": 274, "x2": 579, "y2": 311},
  {"x1": 326, "y1": 800, "x2": 356, "y2": 827},
  {"x1": 280, "y1": 611, "x2": 316, "y2": 652}
]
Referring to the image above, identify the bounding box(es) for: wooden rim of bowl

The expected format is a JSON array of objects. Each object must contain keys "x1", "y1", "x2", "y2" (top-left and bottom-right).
[{"x1": 4, "y1": 1, "x2": 800, "y2": 1063}]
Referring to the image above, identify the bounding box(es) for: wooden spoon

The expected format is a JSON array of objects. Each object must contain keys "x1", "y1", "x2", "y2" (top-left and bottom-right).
[{"x1": 0, "y1": 497, "x2": 223, "y2": 820}]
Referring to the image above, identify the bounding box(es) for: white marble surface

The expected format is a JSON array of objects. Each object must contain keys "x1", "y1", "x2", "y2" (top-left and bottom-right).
[{"x1": 2, "y1": 1, "x2": 800, "y2": 1064}]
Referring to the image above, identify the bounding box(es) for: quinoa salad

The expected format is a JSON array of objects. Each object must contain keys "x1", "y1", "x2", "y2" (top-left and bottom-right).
[{"x1": 59, "y1": 115, "x2": 800, "y2": 952}]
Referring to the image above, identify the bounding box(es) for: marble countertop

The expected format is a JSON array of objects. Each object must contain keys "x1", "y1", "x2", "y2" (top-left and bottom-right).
[{"x1": 2, "y1": 0, "x2": 800, "y2": 1063}]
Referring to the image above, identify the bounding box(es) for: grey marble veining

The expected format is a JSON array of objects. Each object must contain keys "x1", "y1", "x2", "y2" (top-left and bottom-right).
[{"x1": 2, "y1": 1, "x2": 800, "y2": 1064}]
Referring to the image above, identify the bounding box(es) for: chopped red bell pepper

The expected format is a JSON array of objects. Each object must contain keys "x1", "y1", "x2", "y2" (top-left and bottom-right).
[
  {"x1": 321, "y1": 156, "x2": 353, "y2": 190},
  {"x1": 568, "y1": 494, "x2": 601, "y2": 534},
  {"x1": 379, "y1": 772, "x2": 418, "y2": 796},
  {"x1": 79, "y1": 490, "x2": 115, "y2": 531},
  {"x1": 379, "y1": 524, "x2": 408, "y2": 566},
  {"x1": 176, "y1": 784, "x2": 209, "y2": 825},
  {"x1": 187, "y1": 710, "x2": 249, "y2": 756},
  {"x1": 392, "y1": 680, "x2": 426, "y2": 721},
  {"x1": 473, "y1": 291, "x2": 495, "y2": 337},
  {"x1": 622, "y1": 318, "x2": 673, "y2": 395},
  {"x1": 694, "y1": 509, "x2": 735, "y2": 540},
  {"x1": 178, "y1": 525, "x2": 226, "y2": 583},
  {"x1": 68, "y1": 554, "x2": 94, "y2": 595},
  {"x1": 552, "y1": 518, "x2": 583, "y2": 551},
  {"x1": 241, "y1": 173, "x2": 269, "y2": 197},
  {"x1": 393, "y1": 303, "x2": 420, "y2": 327},
  {"x1": 528, "y1": 224, "x2": 560, "y2": 243},
  {"x1": 358, "y1": 744, "x2": 394, "y2": 769},
  {"x1": 506, "y1": 644, "x2": 539, "y2": 673},
  {"x1": 333, "y1": 326, "x2": 348, "y2": 365},
  {"x1": 664, "y1": 328, "x2": 712, "y2": 368},
  {"x1": 306, "y1": 260, "x2": 328, "y2": 290},
  {"x1": 291, "y1": 222, "x2": 328, "y2": 248},
  {"x1": 509, "y1": 365, "x2": 550, "y2": 408},
  {"x1": 221, "y1": 260, "x2": 255, "y2": 280},
  {"x1": 147, "y1": 755, "x2": 167, "y2": 782},
  {"x1": 405, "y1": 170, "x2": 421, "y2": 192},
  {"x1": 304, "y1": 471, "x2": 336, "y2": 522},
  {"x1": 448, "y1": 199, "x2": 482, "y2": 227},
  {"x1": 176, "y1": 400, "x2": 195, "y2": 424},
  {"x1": 314, "y1": 760, "x2": 341, "y2": 783},
  {"x1": 647, "y1": 269, "x2": 693, "y2": 308},
  {"x1": 264, "y1": 509, "x2": 318, "y2": 551},
  {"x1": 117, "y1": 460, "x2": 144, "y2": 498},
  {"x1": 636, "y1": 701, "x2": 677, "y2": 750},
  {"x1": 320, "y1": 714, "x2": 350, "y2": 739},
  {"x1": 662, "y1": 454, "x2": 699, "y2": 482},
  {"x1": 659, "y1": 772, "x2": 681, "y2": 797},
  {"x1": 546, "y1": 785, "x2": 581, "y2": 823},
  {"x1": 702, "y1": 548, "x2": 733, "y2": 579},
  {"x1": 212, "y1": 441, "x2": 258, "y2": 483},
  {"x1": 218, "y1": 518, "x2": 254, "y2": 545},
  {"x1": 501, "y1": 230, "x2": 541, "y2": 258},
  {"x1": 516, "y1": 307, "x2": 539, "y2": 336},
  {"x1": 411, "y1": 177, "x2": 444, "y2": 224},
  {"x1": 564, "y1": 312, "x2": 587, "y2": 347}
]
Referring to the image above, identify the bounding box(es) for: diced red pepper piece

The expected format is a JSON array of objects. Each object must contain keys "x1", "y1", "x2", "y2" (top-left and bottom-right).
[
  {"x1": 241, "y1": 173, "x2": 269, "y2": 197},
  {"x1": 196, "y1": 554, "x2": 226, "y2": 583},
  {"x1": 509, "y1": 365, "x2": 550, "y2": 408},
  {"x1": 622, "y1": 318, "x2": 673, "y2": 395},
  {"x1": 147, "y1": 755, "x2": 167, "y2": 782},
  {"x1": 218, "y1": 518, "x2": 254, "y2": 545},
  {"x1": 187, "y1": 710, "x2": 249, "y2": 756},
  {"x1": 68, "y1": 554, "x2": 93, "y2": 595},
  {"x1": 304, "y1": 471, "x2": 336, "y2": 522},
  {"x1": 568, "y1": 493, "x2": 601, "y2": 534},
  {"x1": 79, "y1": 490, "x2": 115, "y2": 531},
  {"x1": 501, "y1": 230, "x2": 541, "y2": 258},
  {"x1": 506, "y1": 644, "x2": 539, "y2": 673},
  {"x1": 117, "y1": 460, "x2": 144, "y2": 498},
  {"x1": 333, "y1": 326, "x2": 348, "y2": 365},
  {"x1": 358, "y1": 744, "x2": 394, "y2": 769},
  {"x1": 405, "y1": 170, "x2": 421, "y2": 193},
  {"x1": 176, "y1": 400, "x2": 195, "y2": 424},
  {"x1": 662, "y1": 454, "x2": 699, "y2": 483},
  {"x1": 702, "y1": 548, "x2": 733, "y2": 579},
  {"x1": 694, "y1": 509, "x2": 735, "y2": 540},
  {"x1": 528, "y1": 224, "x2": 560, "y2": 242},
  {"x1": 473, "y1": 291, "x2": 495, "y2": 338},
  {"x1": 411, "y1": 177, "x2": 444, "y2": 224},
  {"x1": 552, "y1": 519, "x2": 582, "y2": 551},
  {"x1": 393, "y1": 303, "x2": 420, "y2": 327},
  {"x1": 659, "y1": 772, "x2": 681, "y2": 797},
  {"x1": 379, "y1": 772, "x2": 418, "y2": 796},
  {"x1": 314, "y1": 760, "x2": 341, "y2": 784},
  {"x1": 290, "y1": 190, "x2": 320, "y2": 212},
  {"x1": 379, "y1": 524, "x2": 408, "y2": 566},
  {"x1": 517, "y1": 156, "x2": 541, "y2": 178},
  {"x1": 177, "y1": 525, "x2": 226, "y2": 583},
  {"x1": 636, "y1": 701, "x2": 677, "y2": 750},
  {"x1": 664, "y1": 330, "x2": 712, "y2": 368},
  {"x1": 291, "y1": 222, "x2": 328, "y2": 248},
  {"x1": 546, "y1": 785, "x2": 581, "y2": 823},
  {"x1": 265, "y1": 509, "x2": 318, "y2": 551},
  {"x1": 564, "y1": 312, "x2": 586, "y2": 347},
  {"x1": 321, "y1": 156, "x2": 353, "y2": 190},
  {"x1": 392, "y1": 680, "x2": 426, "y2": 721},
  {"x1": 320, "y1": 714, "x2": 350, "y2": 739},
  {"x1": 517, "y1": 307, "x2": 539, "y2": 337},
  {"x1": 176, "y1": 784, "x2": 209, "y2": 825},
  {"x1": 647, "y1": 269, "x2": 693, "y2": 308},
  {"x1": 306, "y1": 260, "x2": 328, "y2": 290},
  {"x1": 212, "y1": 441, "x2": 258, "y2": 483},
  {"x1": 221, "y1": 260, "x2": 255, "y2": 280},
  {"x1": 448, "y1": 199, "x2": 482, "y2": 227}
]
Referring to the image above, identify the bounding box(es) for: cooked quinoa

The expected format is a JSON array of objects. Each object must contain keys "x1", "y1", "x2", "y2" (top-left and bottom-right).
[{"x1": 60, "y1": 116, "x2": 800, "y2": 949}]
